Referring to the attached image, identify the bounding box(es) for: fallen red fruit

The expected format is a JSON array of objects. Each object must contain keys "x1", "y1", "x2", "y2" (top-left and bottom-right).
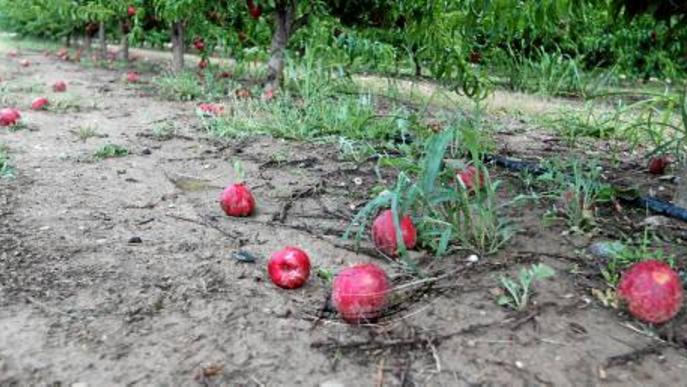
[
  {"x1": 218, "y1": 71, "x2": 232, "y2": 79},
  {"x1": 56, "y1": 48, "x2": 69, "y2": 60},
  {"x1": 31, "y1": 97, "x2": 49, "y2": 110},
  {"x1": 235, "y1": 88, "x2": 252, "y2": 99},
  {"x1": 457, "y1": 165, "x2": 485, "y2": 191},
  {"x1": 127, "y1": 6, "x2": 136, "y2": 17},
  {"x1": 219, "y1": 183, "x2": 255, "y2": 217},
  {"x1": 332, "y1": 263, "x2": 390, "y2": 323},
  {"x1": 267, "y1": 247, "x2": 311, "y2": 289},
  {"x1": 126, "y1": 71, "x2": 140, "y2": 83},
  {"x1": 198, "y1": 103, "x2": 224, "y2": 116},
  {"x1": 262, "y1": 89, "x2": 276, "y2": 101},
  {"x1": 648, "y1": 156, "x2": 671, "y2": 175},
  {"x1": 193, "y1": 37, "x2": 205, "y2": 51},
  {"x1": 7, "y1": 50, "x2": 17, "y2": 58},
  {"x1": 52, "y1": 81, "x2": 67, "y2": 92},
  {"x1": 617, "y1": 260, "x2": 683, "y2": 324},
  {"x1": 198, "y1": 58, "x2": 209, "y2": 70},
  {"x1": 371, "y1": 209, "x2": 417, "y2": 257},
  {"x1": 0, "y1": 108, "x2": 21, "y2": 126},
  {"x1": 20, "y1": 59, "x2": 30, "y2": 67}
]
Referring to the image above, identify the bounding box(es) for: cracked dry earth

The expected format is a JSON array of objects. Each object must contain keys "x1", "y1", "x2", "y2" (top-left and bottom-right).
[{"x1": 1, "y1": 47, "x2": 687, "y2": 386}]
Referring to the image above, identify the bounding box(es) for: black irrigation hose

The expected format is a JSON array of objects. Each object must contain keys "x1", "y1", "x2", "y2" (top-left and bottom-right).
[
  {"x1": 485, "y1": 154, "x2": 687, "y2": 223},
  {"x1": 485, "y1": 155, "x2": 547, "y2": 176},
  {"x1": 632, "y1": 196, "x2": 687, "y2": 222}
]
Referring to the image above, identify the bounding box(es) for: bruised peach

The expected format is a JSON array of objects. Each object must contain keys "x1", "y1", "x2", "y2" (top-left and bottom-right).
[
  {"x1": 617, "y1": 260, "x2": 683, "y2": 324},
  {"x1": 219, "y1": 183, "x2": 255, "y2": 217},
  {"x1": 332, "y1": 263, "x2": 390, "y2": 323},
  {"x1": 371, "y1": 209, "x2": 417, "y2": 257},
  {"x1": 267, "y1": 247, "x2": 311, "y2": 289}
]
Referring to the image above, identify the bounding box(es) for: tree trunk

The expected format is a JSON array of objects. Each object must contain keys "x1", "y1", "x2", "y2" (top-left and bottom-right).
[
  {"x1": 84, "y1": 34, "x2": 92, "y2": 52},
  {"x1": 98, "y1": 21, "x2": 107, "y2": 59},
  {"x1": 171, "y1": 21, "x2": 185, "y2": 73},
  {"x1": 119, "y1": 22, "x2": 129, "y2": 62},
  {"x1": 409, "y1": 46, "x2": 422, "y2": 76},
  {"x1": 119, "y1": 34, "x2": 129, "y2": 62},
  {"x1": 264, "y1": 1, "x2": 296, "y2": 94}
]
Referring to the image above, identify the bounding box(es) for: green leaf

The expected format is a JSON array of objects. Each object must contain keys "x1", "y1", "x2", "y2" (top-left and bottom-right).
[
  {"x1": 532, "y1": 263, "x2": 556, "y2": 279},
  {"x1": 420, "y1": 129, "x2": 454, "y2": 194}
]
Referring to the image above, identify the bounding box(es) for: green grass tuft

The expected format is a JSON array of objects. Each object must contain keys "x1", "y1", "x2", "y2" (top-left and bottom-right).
[{"x1": 94, "y1": 144, "x2": 129, "y2": 159}]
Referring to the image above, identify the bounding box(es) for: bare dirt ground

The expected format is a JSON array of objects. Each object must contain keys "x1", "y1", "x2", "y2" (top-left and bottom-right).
[{"x1": 2, "y1": 45, "x2": 687, "y2": 386}]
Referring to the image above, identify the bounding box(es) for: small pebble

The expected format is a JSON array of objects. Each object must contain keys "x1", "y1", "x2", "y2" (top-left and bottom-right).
[
  {"x1": 142, "y1": 148, "x2": 151, "y2": 155},
  {"x1": 467, "y1": 254, "x2": 479, "y2": 263},
  {"x1": 128, "y1": 236, "x2": 142, "y2": 244},
  {"x1": 588, "y1": 241, "x2": 625, "y2": 260}
]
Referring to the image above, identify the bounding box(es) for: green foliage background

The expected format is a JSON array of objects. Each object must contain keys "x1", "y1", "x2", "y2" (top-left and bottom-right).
[{"x1": 0, "y1": 0, "x2": 685, "y2": 83}]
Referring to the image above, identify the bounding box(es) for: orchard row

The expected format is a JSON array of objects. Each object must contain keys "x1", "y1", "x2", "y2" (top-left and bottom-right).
[{"x1": 2, "y1": 1, "x2": 686, "y2": 96}]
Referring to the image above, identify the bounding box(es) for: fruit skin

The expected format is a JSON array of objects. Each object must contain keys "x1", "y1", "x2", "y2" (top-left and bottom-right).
[
  {"x1": 198, "y1": 58, "x2": 209, "y2": 69},
  {"x1": 262, "y1": 89, "x2": 276, "y2": 101},
  {"x1": 126, "y1": 71, "x2": 140, "y2": 83},
  {"x1": 648, "y1": 156, "x2": 671, "y2": 175},
  {"x1": 457, "y1": 165, "x2": 484, "y2": 191},
  {"x1": 267, "y1": 247, "x2": 311, "y2": 289},
  {"x1": 53, "y1": 81, "x2": 67, "y2": 92},
  {"x1": 0, "y1": 108, "x2": 21, "y2": 126},
  {"x1": 31, "y1": 97, "x2": 49, "y2": 110},
  {"x1": 371, "y1": 209, "x2": 417, "y2": 257},
  {"x1": 617, "y1": 260, "x2": 683, "y2": 324},
  {"x1": 332, "y1": 263, "x2": 390, "y2": 323},
  {"x1": 56, "y1": 48, "x2": 69, "y2": 60},
  {"x1": 127, "y1": 6, "x2": 136, "y2": 17},
  {"x1": 219, "y1": 183, "x2": 255, "y2": 217},
  {"x1": 198, "y1": 103, "x2": 224, "y2": 116}
]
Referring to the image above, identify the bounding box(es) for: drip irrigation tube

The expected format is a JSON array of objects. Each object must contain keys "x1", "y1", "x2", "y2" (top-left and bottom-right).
[{"x1": 485, "y1": 154, "x2": 687, "y2": 223}]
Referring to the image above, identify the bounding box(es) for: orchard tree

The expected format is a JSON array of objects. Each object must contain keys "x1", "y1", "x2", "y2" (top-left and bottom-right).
[
  {"x1": 113, "y1": 1, "x2": 139, "y2": 61},
  {"x1": 264, "y1": 1, "x2": 300, "y2": 94},
  {"x1": 153, "y1": 0, "x2": 226, "y2": 72},
  {"x1": 78, "y1": 1, "x2": 118, "y2": 59}
]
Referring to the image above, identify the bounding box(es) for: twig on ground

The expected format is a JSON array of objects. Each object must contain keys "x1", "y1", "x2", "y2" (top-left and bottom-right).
[{"x1": 604, "y1": 343, "x2": 663, "y2": 368}]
